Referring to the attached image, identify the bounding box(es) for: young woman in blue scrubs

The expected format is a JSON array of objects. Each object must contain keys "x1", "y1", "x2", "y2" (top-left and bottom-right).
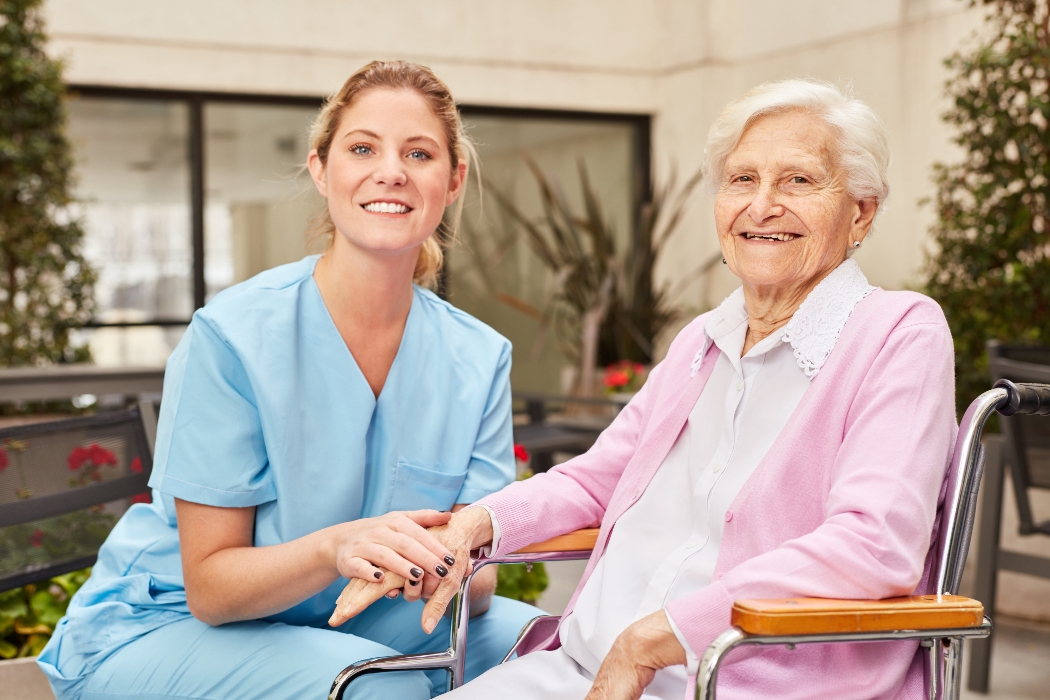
[{"x1": 38, "y1": 61, "x2": 541, "y2": 700}]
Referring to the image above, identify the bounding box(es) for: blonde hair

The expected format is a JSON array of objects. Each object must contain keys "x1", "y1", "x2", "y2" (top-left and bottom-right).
[{"x1": 308, "y1": 60, "x2": 476, "y2": 287}]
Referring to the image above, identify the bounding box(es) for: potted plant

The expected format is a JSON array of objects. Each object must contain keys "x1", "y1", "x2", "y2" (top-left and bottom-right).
[{"x1": 460, "y1": 157, "x2": 715, "y2": 397}]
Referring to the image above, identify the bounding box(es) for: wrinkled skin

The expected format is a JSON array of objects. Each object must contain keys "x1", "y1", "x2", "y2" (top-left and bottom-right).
[
  {"x1": 330, "y1": 507, "x2": 489, "y2": 631},
  {"x1": 330, "y1": 110, "x2": 882, "y2": 698},
  {"x1": 716, "y1": 109, "x2": 877, "y2": 354}
]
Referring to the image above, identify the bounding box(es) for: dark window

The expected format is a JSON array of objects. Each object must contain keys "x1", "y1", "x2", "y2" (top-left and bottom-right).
[{"x1": 65, "y1": 87, "x2": 648, "y2": 375}]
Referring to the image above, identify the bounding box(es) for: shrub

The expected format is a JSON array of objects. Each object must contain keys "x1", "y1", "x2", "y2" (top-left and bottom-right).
[
  {"x1": 925, "y1": 0, "x2": 1050, "y2": 413},
  {"x1": 0, "y1": 0, "x2": 95, "y2": 367},
  {"x1": 0, "y1": 568, "x2": 89, "y2": 658}
]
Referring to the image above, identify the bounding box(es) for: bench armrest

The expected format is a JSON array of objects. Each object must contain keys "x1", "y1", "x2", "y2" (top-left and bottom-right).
[{"x1": 731, "y1": 594, "x2": 984, "y2": 636}]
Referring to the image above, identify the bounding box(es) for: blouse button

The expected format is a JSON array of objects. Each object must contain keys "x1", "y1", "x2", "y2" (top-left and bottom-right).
[{"x1": 725, "y1": 510, "x2": 734, "y2": 522}]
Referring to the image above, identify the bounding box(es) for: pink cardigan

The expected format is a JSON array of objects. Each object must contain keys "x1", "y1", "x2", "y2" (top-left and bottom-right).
[{"x1": 478, "y1": 289, "x2": 957, "y2": 699}]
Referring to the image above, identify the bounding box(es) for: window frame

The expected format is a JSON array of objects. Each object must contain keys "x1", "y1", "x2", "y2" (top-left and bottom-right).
[{"x1": 67, "y1": 85, "x2": 652, "y2": 326}]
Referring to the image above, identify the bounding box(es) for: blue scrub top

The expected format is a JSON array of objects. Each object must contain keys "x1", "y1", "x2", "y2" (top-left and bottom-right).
[{"x1": 49, "y1": 256, "x2": 515, "y2": 657}]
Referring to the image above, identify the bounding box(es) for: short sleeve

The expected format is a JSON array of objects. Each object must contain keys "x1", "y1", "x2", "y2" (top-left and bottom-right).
[
  {"x1": 455, "y1": 342, "x2": 515, "y2": 504},
  {"x1": 148, "y1": 313, "x2": 276, "y2": 508}
]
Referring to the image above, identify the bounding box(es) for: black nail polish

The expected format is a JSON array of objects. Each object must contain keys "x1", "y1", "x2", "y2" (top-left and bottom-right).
[
  {"x1": 373, "y1": 571, "x2": 382, "y2": 579},
  {"x1": 409, "y1": 580, "x2": 419, "y2": 586},
  {"x1": 444, "y1": 555, "x2": 455, "y2": 566},
  {"x1": 410, "y1": 567, "x2": 423, "y2": 579},
  {"x1": 435, "y1": 564, "x2": 448, "y2": 577}
]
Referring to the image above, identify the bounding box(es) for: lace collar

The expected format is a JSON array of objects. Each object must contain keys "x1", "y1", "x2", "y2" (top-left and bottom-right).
[{"x1": 690, "y1": 258, "x2": 875, "y2": 380}]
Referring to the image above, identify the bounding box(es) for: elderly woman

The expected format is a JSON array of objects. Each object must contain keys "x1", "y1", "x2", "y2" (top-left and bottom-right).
[{"x1": 334, "y1": 79, "x2": 956, "y2": 699}]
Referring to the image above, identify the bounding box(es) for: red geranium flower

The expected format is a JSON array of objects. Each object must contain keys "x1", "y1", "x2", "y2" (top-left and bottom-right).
[
  {"x1": 130, "y1": 457, "x2": 143, "y2": 474},
  {"x1": 68, "y1": 446, "x2": 89, "y2": 470},
  {"x1": 603, "y1": 368, "x2": 631, "y2": 388},
  {"x1": 88, "y1": 443, "x2": 117, "y2": 466},
  {"x1": 29, "y1": 529, "x2": 45, "y2": 547},
  {"x1": 131, "y1": 493, "x2": 151, "y2": 504},
  {"x1": 0, "y1": 448, "x2": 7, "y2": 473},
  {"x1": 513, "y1": 444, "x2": 529, "y2": 462}
]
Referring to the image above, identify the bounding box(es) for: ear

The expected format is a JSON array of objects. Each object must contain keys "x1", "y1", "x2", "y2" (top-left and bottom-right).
[
  {"x1": 444, "y1": 160, "x2": 468, "y2": 207},
  {"x1": 851, "y1": 197, "x2": 878, "y2": 243},
  {"x1": 307, "y1": 149, "x2": 329, "y2": 199}
]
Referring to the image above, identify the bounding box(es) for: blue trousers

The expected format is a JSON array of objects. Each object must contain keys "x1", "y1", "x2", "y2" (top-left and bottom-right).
[{"x1": 73, "y1": 596, "x2": 541, "y2": 700}]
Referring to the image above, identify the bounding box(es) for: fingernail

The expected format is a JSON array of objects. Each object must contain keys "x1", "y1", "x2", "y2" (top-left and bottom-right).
[
  {"x1": 444, "y1": 555, "x2": 456, "y2": 566},
  {"x1": 435, "y1": 564, "x2": 448, "y2": 577},
  {"x1": 409, "y1": 580, "x2": 419, "y2": 586},
  {"x1": 410, "y1": 567, "x2": 423, "y2": 579},
  {"x1": 424, "y1": 618, "x2": 436, "y2": 634},
  {"x1": 373, "y1": 571, "x2": 382, "y2": 579}
]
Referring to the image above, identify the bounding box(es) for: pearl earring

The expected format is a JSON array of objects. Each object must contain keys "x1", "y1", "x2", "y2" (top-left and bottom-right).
[{"x1": 853, "y1": 241, "x2": 861, "y2": 248}]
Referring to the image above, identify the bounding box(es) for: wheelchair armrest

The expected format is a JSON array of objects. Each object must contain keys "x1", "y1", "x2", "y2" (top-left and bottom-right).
[
  {"x1": 512, "y1": 528, "x2": 600, "y2": 554},
  {"x1": 730, "y1": 594, "x2": 984, "y2": 636}
]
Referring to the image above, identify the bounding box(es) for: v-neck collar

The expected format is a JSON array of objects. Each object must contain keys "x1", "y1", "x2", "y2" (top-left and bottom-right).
[{"x1": 307, "y1": 256, "x2": 419, "y2": 406}]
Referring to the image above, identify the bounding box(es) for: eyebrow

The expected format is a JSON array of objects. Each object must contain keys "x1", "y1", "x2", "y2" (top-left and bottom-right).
[{"x1": 343, "y1": 129, "x2": 442, "y2": 149}]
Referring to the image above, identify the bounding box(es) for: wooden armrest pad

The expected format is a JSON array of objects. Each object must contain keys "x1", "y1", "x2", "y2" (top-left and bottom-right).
[
  {"x1": 731, "y1": 595, "x2": 984, "y2": 635},
  {"x1": 513, "y1": 528, "x2": 600, "y2": 554}
]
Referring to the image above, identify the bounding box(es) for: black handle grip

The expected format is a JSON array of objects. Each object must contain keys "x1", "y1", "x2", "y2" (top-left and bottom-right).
[{"x1": 994, "y1": 379, "x2": 1050, "y2": 416}]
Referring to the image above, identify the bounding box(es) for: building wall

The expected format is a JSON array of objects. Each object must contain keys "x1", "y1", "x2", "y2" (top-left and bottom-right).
[
  {"x1": 47, "y1": 0, "x2": 1050, "y2": 622},
  {"x1": 43, "y1": 0, "x2": 985, "y2": 324}
]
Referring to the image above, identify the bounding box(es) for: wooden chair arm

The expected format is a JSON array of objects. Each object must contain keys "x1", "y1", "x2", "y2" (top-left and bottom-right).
[
  {"x1": 731, "y1": 595, "x2": 984, "y2": 636},
  {"x1": 512, "y1": 528, "x2": 600, "y2": 554}
]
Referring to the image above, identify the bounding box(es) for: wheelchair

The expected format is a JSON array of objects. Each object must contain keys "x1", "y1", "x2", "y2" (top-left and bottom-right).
[{"x1": 330, "y1": 380, "x2": 1048, "y2": 700}]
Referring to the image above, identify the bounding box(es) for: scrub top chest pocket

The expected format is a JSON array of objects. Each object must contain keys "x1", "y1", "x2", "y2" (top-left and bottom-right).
[{"x1": 387, "y1": 461, "x2": 468, "y2": 512}]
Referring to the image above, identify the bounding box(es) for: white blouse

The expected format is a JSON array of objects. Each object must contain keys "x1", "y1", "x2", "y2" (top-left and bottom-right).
[{"x1": 484, "y1": 259, "x2": 875, "y2": 699}]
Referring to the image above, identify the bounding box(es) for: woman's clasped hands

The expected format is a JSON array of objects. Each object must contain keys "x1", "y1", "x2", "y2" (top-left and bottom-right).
[{"x1": 328, "y1": 507, "x2": 494, "y2": 631}]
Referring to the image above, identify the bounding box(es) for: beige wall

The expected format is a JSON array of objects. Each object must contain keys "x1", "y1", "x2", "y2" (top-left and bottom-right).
[{"x1": 44, "y1": 0, "x2": 985, "y2": 331}]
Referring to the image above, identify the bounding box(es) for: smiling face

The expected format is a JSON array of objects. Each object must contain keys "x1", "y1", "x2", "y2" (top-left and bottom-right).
[
  {"x1": 714, "y1": 110, "x2": 877, "y2": 297},
  {"x1": 307, "y1": 87, "x2": 465, "y2": 263}
]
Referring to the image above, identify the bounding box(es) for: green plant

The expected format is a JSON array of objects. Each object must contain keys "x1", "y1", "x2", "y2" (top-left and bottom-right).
[
  {"x1": 0, "y1": 439, "x2": 124, "y2": 657},
  {"x1": 494, "y1": 446, "x2": 550, "y2": 604},
  {"x1": 0, "y1": 568, "x2": 89, "y2": 658},
  {"x1": 468, "y1": 157, "x2": 708, "y2": 396},
  {"x1": 925, "y1": 0, "x2": 1050, "y2": 414},
  {"x1": 494, "y1": 563, "x2": 549, "y2": 606},
  {"x1": 0, "y1": 0, "x2": 95, "y2": 367}
]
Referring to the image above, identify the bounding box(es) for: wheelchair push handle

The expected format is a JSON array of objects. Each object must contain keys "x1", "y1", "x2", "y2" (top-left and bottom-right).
[{"x1": 994, "y1": 379, "x2": 1050, "y2": 416}]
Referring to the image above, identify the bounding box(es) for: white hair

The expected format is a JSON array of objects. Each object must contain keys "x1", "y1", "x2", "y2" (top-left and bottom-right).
[{"x1": 703, "y1": 79, "x2": 891, "y2": 212}]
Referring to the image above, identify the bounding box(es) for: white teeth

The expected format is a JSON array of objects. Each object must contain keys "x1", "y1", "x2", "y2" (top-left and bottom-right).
[{"x1": 364, "y1": 202, "x2": 409, "y2": 214}]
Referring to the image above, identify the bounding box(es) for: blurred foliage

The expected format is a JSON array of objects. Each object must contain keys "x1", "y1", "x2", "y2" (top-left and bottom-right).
[
  {"x1": 495, "y1": 562, "x2": 549, "y2": 606},
  {"x1": 0, "y1": 0, "x2": 95, "y2": 367},
  {"x1": 0, "y1": 568, "x2": 89, "y2": 658},
  {"x1": 0, "y1": 508, "x2": 114, "y2": 578},
  {"x1": 494, "y1": 461, "x2": 549, "y2": 604},
  {"x1": 926, "y1": 0, "x2": 1050, "y2": 415},
  {"x1": 464, "y1": 157, "x2": 709, "y2": 394}
]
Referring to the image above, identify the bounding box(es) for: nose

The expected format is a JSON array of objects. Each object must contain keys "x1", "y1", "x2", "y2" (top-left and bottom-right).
[
  {"x1": 372, "y1": 151, "x2": 407, "y2": 187},
  {"x1": 746, "y1": 181, "x2": 785, "y2": 223}
]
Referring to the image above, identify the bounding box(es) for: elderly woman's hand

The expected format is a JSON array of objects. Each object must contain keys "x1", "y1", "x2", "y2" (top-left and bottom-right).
[
  {"x1": 419, "y1": 506, "x2": 493, "y2": 633},
  {"x1": 584, "y1": 611, "x2": 686, "y2": 700},
  {"x1": 328, "y1": 507, "x2": 494, "y2": 630}
]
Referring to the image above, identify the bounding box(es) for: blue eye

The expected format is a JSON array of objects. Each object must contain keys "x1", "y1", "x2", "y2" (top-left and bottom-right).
[
  {"x1": 408, "y1": 149, "x2": 432, "y2": 161},
  {"x1": 350, "y1": 144, "x2": 372, "y2": 156}
]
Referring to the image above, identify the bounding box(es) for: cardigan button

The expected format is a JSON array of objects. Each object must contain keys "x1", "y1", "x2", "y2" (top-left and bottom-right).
[{"x1": 724, "y1": 510, "x2": 733, "y2": 522}]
